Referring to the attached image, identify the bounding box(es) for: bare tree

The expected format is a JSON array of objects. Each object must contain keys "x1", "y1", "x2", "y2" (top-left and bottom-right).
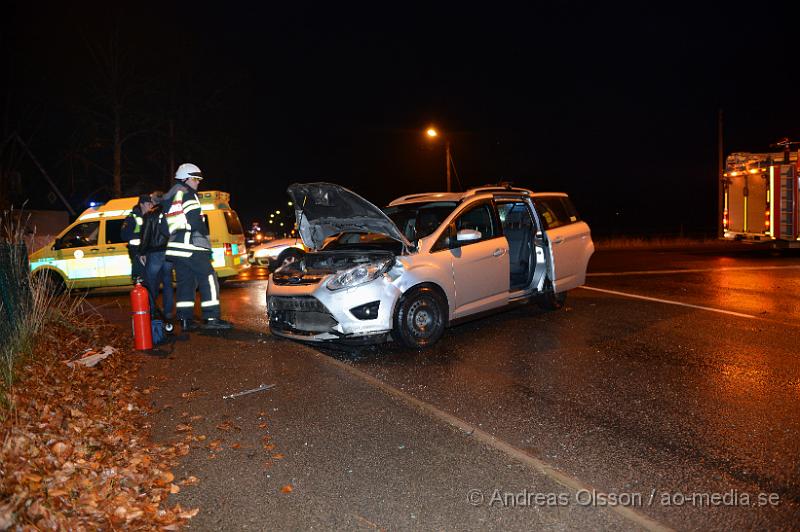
[{"x1": 83, "y1": 26, "x2": 151, "y2": 198}]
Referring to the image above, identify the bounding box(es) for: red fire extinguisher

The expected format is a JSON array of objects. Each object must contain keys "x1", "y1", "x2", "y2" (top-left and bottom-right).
[{"x1": 131, "y1": 279, "x2": 153, "y2": 350}]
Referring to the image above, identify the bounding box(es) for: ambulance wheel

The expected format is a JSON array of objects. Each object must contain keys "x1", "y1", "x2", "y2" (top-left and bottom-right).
[
  {"x1": 274, "y1": 248, "x2": 304, "y2": 271},
  {"x1": 33, "y1": 270, "x2": 66, "y2": 294}
]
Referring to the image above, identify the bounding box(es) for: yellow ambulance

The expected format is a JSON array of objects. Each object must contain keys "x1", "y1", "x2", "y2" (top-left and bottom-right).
[{"x1": 29, "y1": 190, "x2": 250, "y2": 290}]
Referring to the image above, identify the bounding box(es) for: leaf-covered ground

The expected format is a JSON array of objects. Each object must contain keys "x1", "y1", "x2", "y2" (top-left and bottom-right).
[{"x1": 0, "y1": 321, "x2": 197, "y2": 530}]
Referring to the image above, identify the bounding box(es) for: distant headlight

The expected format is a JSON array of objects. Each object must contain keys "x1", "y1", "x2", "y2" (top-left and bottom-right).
[{"x1": 326, "y1": 258, "x2": 393, "y2": 291}]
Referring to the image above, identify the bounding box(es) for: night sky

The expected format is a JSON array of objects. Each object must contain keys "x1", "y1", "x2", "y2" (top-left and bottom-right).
[{"x1": 3, "y1": 1, "x2": 799, "y2": 236}]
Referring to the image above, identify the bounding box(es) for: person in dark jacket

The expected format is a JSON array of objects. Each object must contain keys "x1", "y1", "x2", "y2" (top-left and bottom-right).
[
  {"x1": 120, "y1": 194, "x2": 153, "y2": 281},
  {"x1": 139, "y1": 192, "x2": 174, "y2": 320},
  {"x1": 162, "y1": 163, "x2": 232, "y2": 332}
]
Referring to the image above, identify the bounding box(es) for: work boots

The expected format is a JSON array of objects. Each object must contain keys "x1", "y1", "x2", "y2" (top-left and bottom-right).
[
  {"x1": 202, "y1": 318, "x2": 233, "y2": 330},
  {"x1": 180, "y1": 319, "x2": 200, "y2": 332}
]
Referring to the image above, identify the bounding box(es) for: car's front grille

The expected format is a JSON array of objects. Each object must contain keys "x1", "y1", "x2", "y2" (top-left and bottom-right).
[
  {"x1": 271, "y1": 271, "x2": 325, "y2": 286},
  {"x1": 267, "y1": 296, "x2": 338, "y2": 334}
]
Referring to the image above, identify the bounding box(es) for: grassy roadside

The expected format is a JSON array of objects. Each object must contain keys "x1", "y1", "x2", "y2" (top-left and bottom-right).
[
  {"x1": 0, "y1": 209, "x2": 198, "y2": 529},
  {"x1": 593, "y1": 235, "x2": 725, "y2": 250}
]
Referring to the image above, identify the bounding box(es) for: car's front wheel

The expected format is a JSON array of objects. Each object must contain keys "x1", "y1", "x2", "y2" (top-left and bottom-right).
[{"x1": 393, "y1": 286, "x2": 447, "y2": 349}]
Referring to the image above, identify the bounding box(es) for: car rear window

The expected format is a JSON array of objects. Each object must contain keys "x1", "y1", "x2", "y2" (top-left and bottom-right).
[
  {"x1": 533, "y1": 196, "x2": 579, "y2": 230},
  {"x1": 224, "y1": 210, "x2": 244, "y2": 235}
]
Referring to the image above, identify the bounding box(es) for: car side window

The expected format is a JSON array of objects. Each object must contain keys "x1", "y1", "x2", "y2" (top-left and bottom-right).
[
  {"x1": 57, "y1": 222, "x2": 100, "y2": 249},
  {"x1": 104, "y1": 219, "x2": 126, "y2": 244},
  {"x1": 432, "y1": 202, "x2": 498, "y2": 251},
  {"x1": 532, "y1": 197, "x2": 570, "y2": 230}
]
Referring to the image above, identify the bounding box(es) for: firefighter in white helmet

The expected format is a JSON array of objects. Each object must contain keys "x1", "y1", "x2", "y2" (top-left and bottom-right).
[{"x1": 162, "y1": 163, "x2": 233, "y2": 332}]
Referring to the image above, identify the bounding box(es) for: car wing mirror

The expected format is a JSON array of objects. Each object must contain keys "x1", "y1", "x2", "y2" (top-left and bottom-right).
[{"x1": 456, "y1": 229, "x2": 482, "y2": 242}]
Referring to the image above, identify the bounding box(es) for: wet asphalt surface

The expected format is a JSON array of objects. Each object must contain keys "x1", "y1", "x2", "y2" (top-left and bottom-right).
[{"x1": 89, "y1": 245, "x2": 800, "y2": 530}]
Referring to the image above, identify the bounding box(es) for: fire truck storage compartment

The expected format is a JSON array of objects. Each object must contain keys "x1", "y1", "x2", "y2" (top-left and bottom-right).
[{"x1": 727, "y1": 174, "x2": 767, "y2": 233}]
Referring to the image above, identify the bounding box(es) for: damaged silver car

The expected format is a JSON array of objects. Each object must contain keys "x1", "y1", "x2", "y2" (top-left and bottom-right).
[{"x1": 266, "y1": 183, "x2": 594, "y2": 348}]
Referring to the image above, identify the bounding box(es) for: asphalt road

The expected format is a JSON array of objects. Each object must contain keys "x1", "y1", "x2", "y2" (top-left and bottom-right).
[{"x1": 90, "y1": 246, "x2": 800, "y2": 530}]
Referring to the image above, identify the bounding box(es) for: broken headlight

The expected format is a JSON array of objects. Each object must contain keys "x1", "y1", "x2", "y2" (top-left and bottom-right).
[{"x1": 326, "y1": 258, "x2": 393, "y2": 291}]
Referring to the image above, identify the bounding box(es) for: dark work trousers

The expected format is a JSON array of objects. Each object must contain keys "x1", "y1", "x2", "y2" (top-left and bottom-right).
[
  {"x1": 172, "y1": 251, "x2": 221, "y2": 320},
  {"x1": 130, "y1": 252, "x2": 145, "y2": 282},
  {"x1": 144, "y1": 251, "x2": 175, "y2": 319}
]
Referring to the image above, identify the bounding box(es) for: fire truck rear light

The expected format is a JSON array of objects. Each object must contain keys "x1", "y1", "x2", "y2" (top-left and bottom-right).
[{"x1": 224, "y1": 243, "x2": 232, "y2": 256}]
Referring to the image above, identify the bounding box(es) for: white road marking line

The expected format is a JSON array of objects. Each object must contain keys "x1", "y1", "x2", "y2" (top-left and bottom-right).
[
  {"x1": 315, "y1": 351, "x2": 673, "y2": 532},
  {"x1": 588, "y1": 265, "x2": 800, "y2": 277},
  {"x1": 579, "y1": 286, "x2": 759, "y2": 319}
]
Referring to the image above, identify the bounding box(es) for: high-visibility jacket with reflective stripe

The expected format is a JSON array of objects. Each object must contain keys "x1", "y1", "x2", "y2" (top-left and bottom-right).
[
  {"x1": 162, "y1": 183, "x2": 212, "y2": 257},
  {"x1": 120, "y1": 207, "x2": 144, "y2": 255}
]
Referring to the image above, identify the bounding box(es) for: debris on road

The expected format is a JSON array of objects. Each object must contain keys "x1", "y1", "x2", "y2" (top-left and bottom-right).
[
  {"x1": 222, "y1": 383, "x2": 275, "y2": 400},
  {"x1": 65, "y1": 345, "x2": 117, "y2": 368}
]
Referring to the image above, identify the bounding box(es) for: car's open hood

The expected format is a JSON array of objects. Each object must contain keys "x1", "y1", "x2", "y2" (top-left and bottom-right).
[{"x1": 287, "y1": 183, "x2": 411, "y2": 250}]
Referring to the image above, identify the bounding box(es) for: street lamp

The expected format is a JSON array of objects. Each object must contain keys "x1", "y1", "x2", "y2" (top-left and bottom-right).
[{"x1": 425, "y1": 126, "x2": 453, "y2": 192}]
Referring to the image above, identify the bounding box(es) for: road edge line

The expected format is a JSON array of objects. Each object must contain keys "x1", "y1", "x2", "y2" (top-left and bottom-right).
[
  {"x1": 587, "y1": 265, "x2": 800, "y2": 277},
  {"x1": 314, "y1": 351, "x2": 674, "y2": 532},
  {"x1": 579, "y1": 286, "x2": 760, "y2": 319}
]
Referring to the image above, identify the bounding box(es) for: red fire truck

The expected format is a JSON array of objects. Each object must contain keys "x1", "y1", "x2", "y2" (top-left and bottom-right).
[{"x1": 722, "y1": 145, "x2": 799, "y2": 247}]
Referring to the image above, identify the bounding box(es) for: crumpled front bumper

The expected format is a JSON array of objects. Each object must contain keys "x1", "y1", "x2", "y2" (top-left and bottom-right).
[{"x1": 266, "y1": 274, "x2": 402, "y2": 343}]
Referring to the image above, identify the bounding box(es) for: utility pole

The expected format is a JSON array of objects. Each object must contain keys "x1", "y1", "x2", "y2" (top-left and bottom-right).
[
  {"x1": 717, "y1": 109, "x2": 724, "y2": 238},
  {"x1": 168, "y1": 118, "x2": 175, "y2": 189},
  {"x1": 446, "y1": 140, "x2": 451, "y2": 192}
]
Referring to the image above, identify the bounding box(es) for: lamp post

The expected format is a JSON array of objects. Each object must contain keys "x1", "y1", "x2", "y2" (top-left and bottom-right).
[{"x1": 426, "y1": 127, "x2": 453, "y2": 192}]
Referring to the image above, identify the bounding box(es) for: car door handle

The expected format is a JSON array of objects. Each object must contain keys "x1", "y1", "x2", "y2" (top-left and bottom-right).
[
  {"x1": 552, "y1": 236, "x2": 564, "y2": 244},
  {"x1": 493, "y1": 248, "x2": 507, "y2": 257},
  {"x1": 90, "y1": 248, "x2": 100, "y2": 252},
  {"x1": 106, "y1": 247, "x2": 116, "y2": 251}
]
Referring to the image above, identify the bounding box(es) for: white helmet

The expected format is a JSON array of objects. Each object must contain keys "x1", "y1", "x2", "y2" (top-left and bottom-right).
[{"x1": 175, "y1": 163, "x2": 203, "y2": 181}]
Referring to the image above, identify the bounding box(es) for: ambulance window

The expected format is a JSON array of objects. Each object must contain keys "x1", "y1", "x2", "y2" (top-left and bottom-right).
[
  {"x1": 57, "y1": 222, "x2": 99, "y2": 249},
  {"x1": 105, "y1": 219, "x2": 126, "y2": 244},
  {"x1": 224, "y1": 211, "x2": 244, "y2": 235}
]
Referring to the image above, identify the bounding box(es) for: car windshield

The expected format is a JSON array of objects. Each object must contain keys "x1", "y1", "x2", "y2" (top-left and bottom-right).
[
  {"x1": 322, "y1": 232, "x2": 403, "y2": 253},
  {"x1": 383, "y1": 201, "x2": 458, "y2": 242}
]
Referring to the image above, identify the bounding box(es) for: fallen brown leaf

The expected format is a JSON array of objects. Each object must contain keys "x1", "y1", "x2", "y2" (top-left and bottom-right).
[{"x1": 281, "y1": 484, "x2": 293, "y2": 493}]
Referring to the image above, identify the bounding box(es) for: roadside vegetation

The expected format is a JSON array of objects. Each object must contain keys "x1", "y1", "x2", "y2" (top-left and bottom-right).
[
  {"x1": 594, "y1": 235, "x2": 723, "y2": 250},
  {"x1": 0, "y1": 209, "x2": 197, "y2": 529}
]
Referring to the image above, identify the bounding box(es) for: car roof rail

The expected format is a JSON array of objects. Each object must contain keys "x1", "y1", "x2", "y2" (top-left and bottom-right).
[
  {"x1": 391, "y1": 192, "x2": 443, "y2": 203},
  {"x1": 466, "y1": 182, "x2": 533, "y2": 196}
]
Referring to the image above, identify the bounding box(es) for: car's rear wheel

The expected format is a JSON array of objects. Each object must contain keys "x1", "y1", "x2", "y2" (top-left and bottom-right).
[
  {"x1": 393, "y1": 286, "x2": 447, "y2": 349},
  {"x1": 538, "y1": 288, "x2": 567, "y2": 311},
  {"x1": 273, "y1": 248, "x2": 304, "y2": 271}
]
